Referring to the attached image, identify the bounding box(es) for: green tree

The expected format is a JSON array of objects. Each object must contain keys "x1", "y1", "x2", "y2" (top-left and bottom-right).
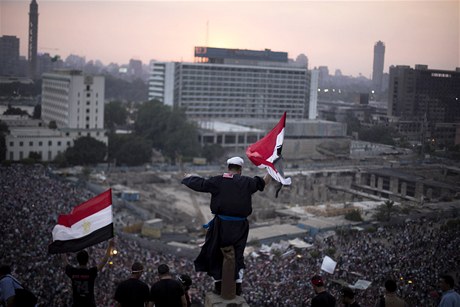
[
  {"x1": 104, "y1": 101, "x2": 128, "y2": 132},
  {"x1": 104, "y1": 75, "x2": 148, "y2": 102},
  {"x1": 3, "y1": 106, "x2": 29, "y2": 116},
  {"x1": 108, "y1": 133, "x2": 152, "y2": 166},
  {"x1": 65, "y1": 136, "x2": 107, "y2": 165},
  {"x1": 162, "y1": 111, "x2": 200, "y2": 162},
  {"x1": 135, "y1": 100, "x2": 170, "y2": 149},
  {"x1": 374, "y1": 200, "x2": 397, "y2": 221},
  {"x1": 344, "y1": 209, "x2": 363, "y2": 221},
  {"x1": 384, "y1": 200, "x2": 395, "y2": 221},
  {"x1": 134, "y1": 101, "x2": 200, "y2": 162}
]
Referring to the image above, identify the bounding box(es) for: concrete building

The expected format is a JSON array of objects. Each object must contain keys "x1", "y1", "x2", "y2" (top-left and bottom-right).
[
  {"x1": 388, "y1": 65, "x2": 460, "y2": 121},
  {"x1": 388, "y1": 65, "x2": 460, "y2": 146},
  {"x1": 0, "y1": 36, "x2": 21, "y2": 76},
  {"x1": 196, "y1": 121, "x2": 264, "y2": 155},
  {"x1": 149, "y1": 47, "x2": 311, "y2": 120},
  {"x1": 41, "y1": 70, "x2": 105, "y2": 129},
  {"x1": 128, "y1": 59, "x2": 143, "y2": 79},
  {"x1": 5, "y1": 125, "x2": 108, "y2": 162},
  {"x1": 4, "y1": 70, "x2": 108, "y2": 162},
  {"x1": 6, "y1": 127, "x2": 72, "y2": 161},
  {"x1": 372, "y1": 41, "x2": 385, "y2": 93},
  {"x1": 148, "y1": 61, "x2": 175, "y2": 106}
]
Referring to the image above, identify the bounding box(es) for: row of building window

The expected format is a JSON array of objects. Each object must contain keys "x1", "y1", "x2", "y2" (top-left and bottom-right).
[{"x1": 11, "y1": 140, "x2": 69, "y2": 147}]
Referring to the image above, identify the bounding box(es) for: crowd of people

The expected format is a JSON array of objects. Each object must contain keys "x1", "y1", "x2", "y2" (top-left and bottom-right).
[{"x1": 1, "y1": 164, "x2": 459, "y2": 306}]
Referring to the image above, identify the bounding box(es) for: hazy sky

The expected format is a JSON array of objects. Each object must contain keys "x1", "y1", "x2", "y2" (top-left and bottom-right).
[{"x1": 1, "y1": 0, "x2": 459, "y2": 77}]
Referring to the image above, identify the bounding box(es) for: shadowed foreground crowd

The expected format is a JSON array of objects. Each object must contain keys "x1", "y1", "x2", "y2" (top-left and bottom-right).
[{"x1": 1, "y1": 164, "x2": 459, "y2": 306}]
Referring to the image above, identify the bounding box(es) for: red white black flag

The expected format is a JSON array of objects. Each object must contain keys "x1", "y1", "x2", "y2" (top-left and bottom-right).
[
  {"x1": 48, "y1": 189, "x2": 114, "y2": 254},
  {"x1": 246, "y1": 112, "x2": 291, "y2": 188}
]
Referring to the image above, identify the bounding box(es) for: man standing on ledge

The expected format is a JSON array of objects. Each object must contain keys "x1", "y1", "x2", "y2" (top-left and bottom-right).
[{"x1": 182, "y1": 156, "x2": 270, "y2": 295}]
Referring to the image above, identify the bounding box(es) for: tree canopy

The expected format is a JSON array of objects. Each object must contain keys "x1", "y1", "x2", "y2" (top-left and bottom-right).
[
  {"x1": 134, "y1": 100, "x2": 200, "y2": 162},
  {"x1": 104, "y1": 101, "x2": 128, "y2": 132},
  {"x1": 104, "y1": 75, "x2": 148, "y2": 102},
  {"x1": 108, "y1": 133, "x2": 152, "y2": 166},
  {"x1": 3, "y1": 106, "x2": 30, "y2": 117},
  {"x1": 64, "y1": 136, "x2": 107, "y2": 165}
]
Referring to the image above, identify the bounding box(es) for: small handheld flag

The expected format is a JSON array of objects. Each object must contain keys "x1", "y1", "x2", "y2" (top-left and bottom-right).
[
  {"x1": 48, "y1": 189, "x2": 114, "y2": 254},
  {"x1": 246, "y1": 112, "x2": 291, "y2": 196}
]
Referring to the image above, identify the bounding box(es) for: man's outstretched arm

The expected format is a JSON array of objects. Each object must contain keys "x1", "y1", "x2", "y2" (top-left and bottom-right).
[{"x1": 97, "y1": 239, "x2": 115, "y2": 271}]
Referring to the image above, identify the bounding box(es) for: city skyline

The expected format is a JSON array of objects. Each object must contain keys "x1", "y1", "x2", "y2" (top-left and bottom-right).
[{"x1": 1, "y1": 0, "x2": 459, "y2": 78}]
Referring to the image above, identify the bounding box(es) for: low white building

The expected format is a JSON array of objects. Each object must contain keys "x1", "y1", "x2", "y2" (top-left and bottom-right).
[{"x1": 5, "y1": 125, "x2": 107, "y2": 162}]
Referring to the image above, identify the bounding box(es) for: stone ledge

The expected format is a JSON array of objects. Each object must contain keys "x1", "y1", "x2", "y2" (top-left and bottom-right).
[{"x1": 204, "y1": 292, "x2": 249, "y2": 307}]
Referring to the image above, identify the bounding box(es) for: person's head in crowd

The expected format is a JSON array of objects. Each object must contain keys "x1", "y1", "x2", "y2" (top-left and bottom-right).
[
  {"x1": 76, "y1": 250, "x2": 89, "y2": 266},
  {"x1": 384, "y1": 279, "x2": 398, "y2": 293},
  {"x1": 227, "y1": 157, "x2": 244, "y2": 173},
  {"x1": 439, "y1": 274, "x2": 455, "y2": 292},
  {"x1": 311, "y1": 275, "x2": 325, "y2": 293},
  {"x1": 158, "y1": 264, "x2": 170, "y2": 277},
  {"x1": 131, "y1": 262, "x2": 144, "y2": 278}
]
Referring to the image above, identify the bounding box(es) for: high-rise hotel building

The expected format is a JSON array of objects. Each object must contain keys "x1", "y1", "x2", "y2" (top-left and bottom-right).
[{"x1": 149, "y1": 47, "x2": 311, "y2": 120}]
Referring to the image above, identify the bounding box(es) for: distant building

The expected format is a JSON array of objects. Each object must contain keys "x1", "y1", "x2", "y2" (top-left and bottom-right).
[
  {"x1": 6, "y1": 126, "x2": 74, "y2": 161},
  {"x1": 37, "y1": 53, "x2": 64, "y2": 77},
  {"x1": 388, "y1": 65, "x2": 460, "y2": 121},
  {"x1": 28, "y1": 0, "x2": 39, "y2": 79},
  {"x1": 0, "y1": 36, "x2": 23, "y2": 77},
  {"x1": 372, "y1": 41, "x2": 385, "y2": 93},
  {"x1": 149, "y1": 47, "x2": 312, "y2": 120},
  {"x1": 128, "y1": 59, "x2": 143, "y2": 79},
  {"x1": 148, "y1": 61, "x2": 175, "y2": 106},
  {"x1": 3, "y1": 70, "x2": 109, "y2": 162},
  {"x1": 196, "y1": 121, "x2": 264, "y2": 154},
  {"x1": 41, "y1": 70, "x2": 105, "y2": 130},
  {"x1": 388, "y1": 65, "x2": 460, "y2": 147}
]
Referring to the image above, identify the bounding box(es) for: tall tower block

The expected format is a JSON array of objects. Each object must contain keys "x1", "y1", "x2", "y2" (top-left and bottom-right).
[
  {"x1": 372, "y1": 41, "x2": 385, "y2": 93},
  {"x1": 28, "y1": 0, "x2": 38, "y2": 79}
]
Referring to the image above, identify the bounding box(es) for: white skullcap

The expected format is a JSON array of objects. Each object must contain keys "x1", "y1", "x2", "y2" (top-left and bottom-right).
[{"x1": 227, "y1": 156, "x2": 244, "y2": 166}]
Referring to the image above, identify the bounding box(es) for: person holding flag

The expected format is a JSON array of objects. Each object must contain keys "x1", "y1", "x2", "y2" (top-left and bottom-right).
[
  {"x1": 182, "y1": 157, "x2": 270, "y2": 296},
  {"x1": 61, "y1": 240, "x2": 114, "y2": 307},
  {"x1": 48, "y1": 189, "x2": 116, "y2": 307}
]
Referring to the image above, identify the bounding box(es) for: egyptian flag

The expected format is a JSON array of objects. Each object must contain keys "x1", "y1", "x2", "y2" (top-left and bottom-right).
[
  {"x1": 246, "y1": 112, "x2": 291, "y2": 196},
  {"x1": 48, "y1": 189, "x2": 114, "y2": 254}
]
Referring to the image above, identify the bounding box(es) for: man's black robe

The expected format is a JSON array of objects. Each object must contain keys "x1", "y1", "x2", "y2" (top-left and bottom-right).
[{"x1": 182, "y1": 173, "x2": 265, "y2": 280}]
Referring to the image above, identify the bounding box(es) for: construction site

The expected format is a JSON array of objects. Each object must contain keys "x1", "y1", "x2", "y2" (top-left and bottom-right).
[{"x1": 90, "y1": 156, "x2": 460, "y2": 256}]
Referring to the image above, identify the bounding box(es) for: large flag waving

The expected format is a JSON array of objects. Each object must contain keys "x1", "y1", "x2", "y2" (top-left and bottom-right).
[
  {"x1": 48, "y1": 189, "x2": 114, "y2": 254},
  {"x1": 246, "y1": 112, "x2": 291, "y2": 189}
]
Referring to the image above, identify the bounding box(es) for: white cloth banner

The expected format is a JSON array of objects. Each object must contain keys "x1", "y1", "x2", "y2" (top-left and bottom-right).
[{"x1": 321, "y1": 255, "x2": 337, "y2": 274}]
